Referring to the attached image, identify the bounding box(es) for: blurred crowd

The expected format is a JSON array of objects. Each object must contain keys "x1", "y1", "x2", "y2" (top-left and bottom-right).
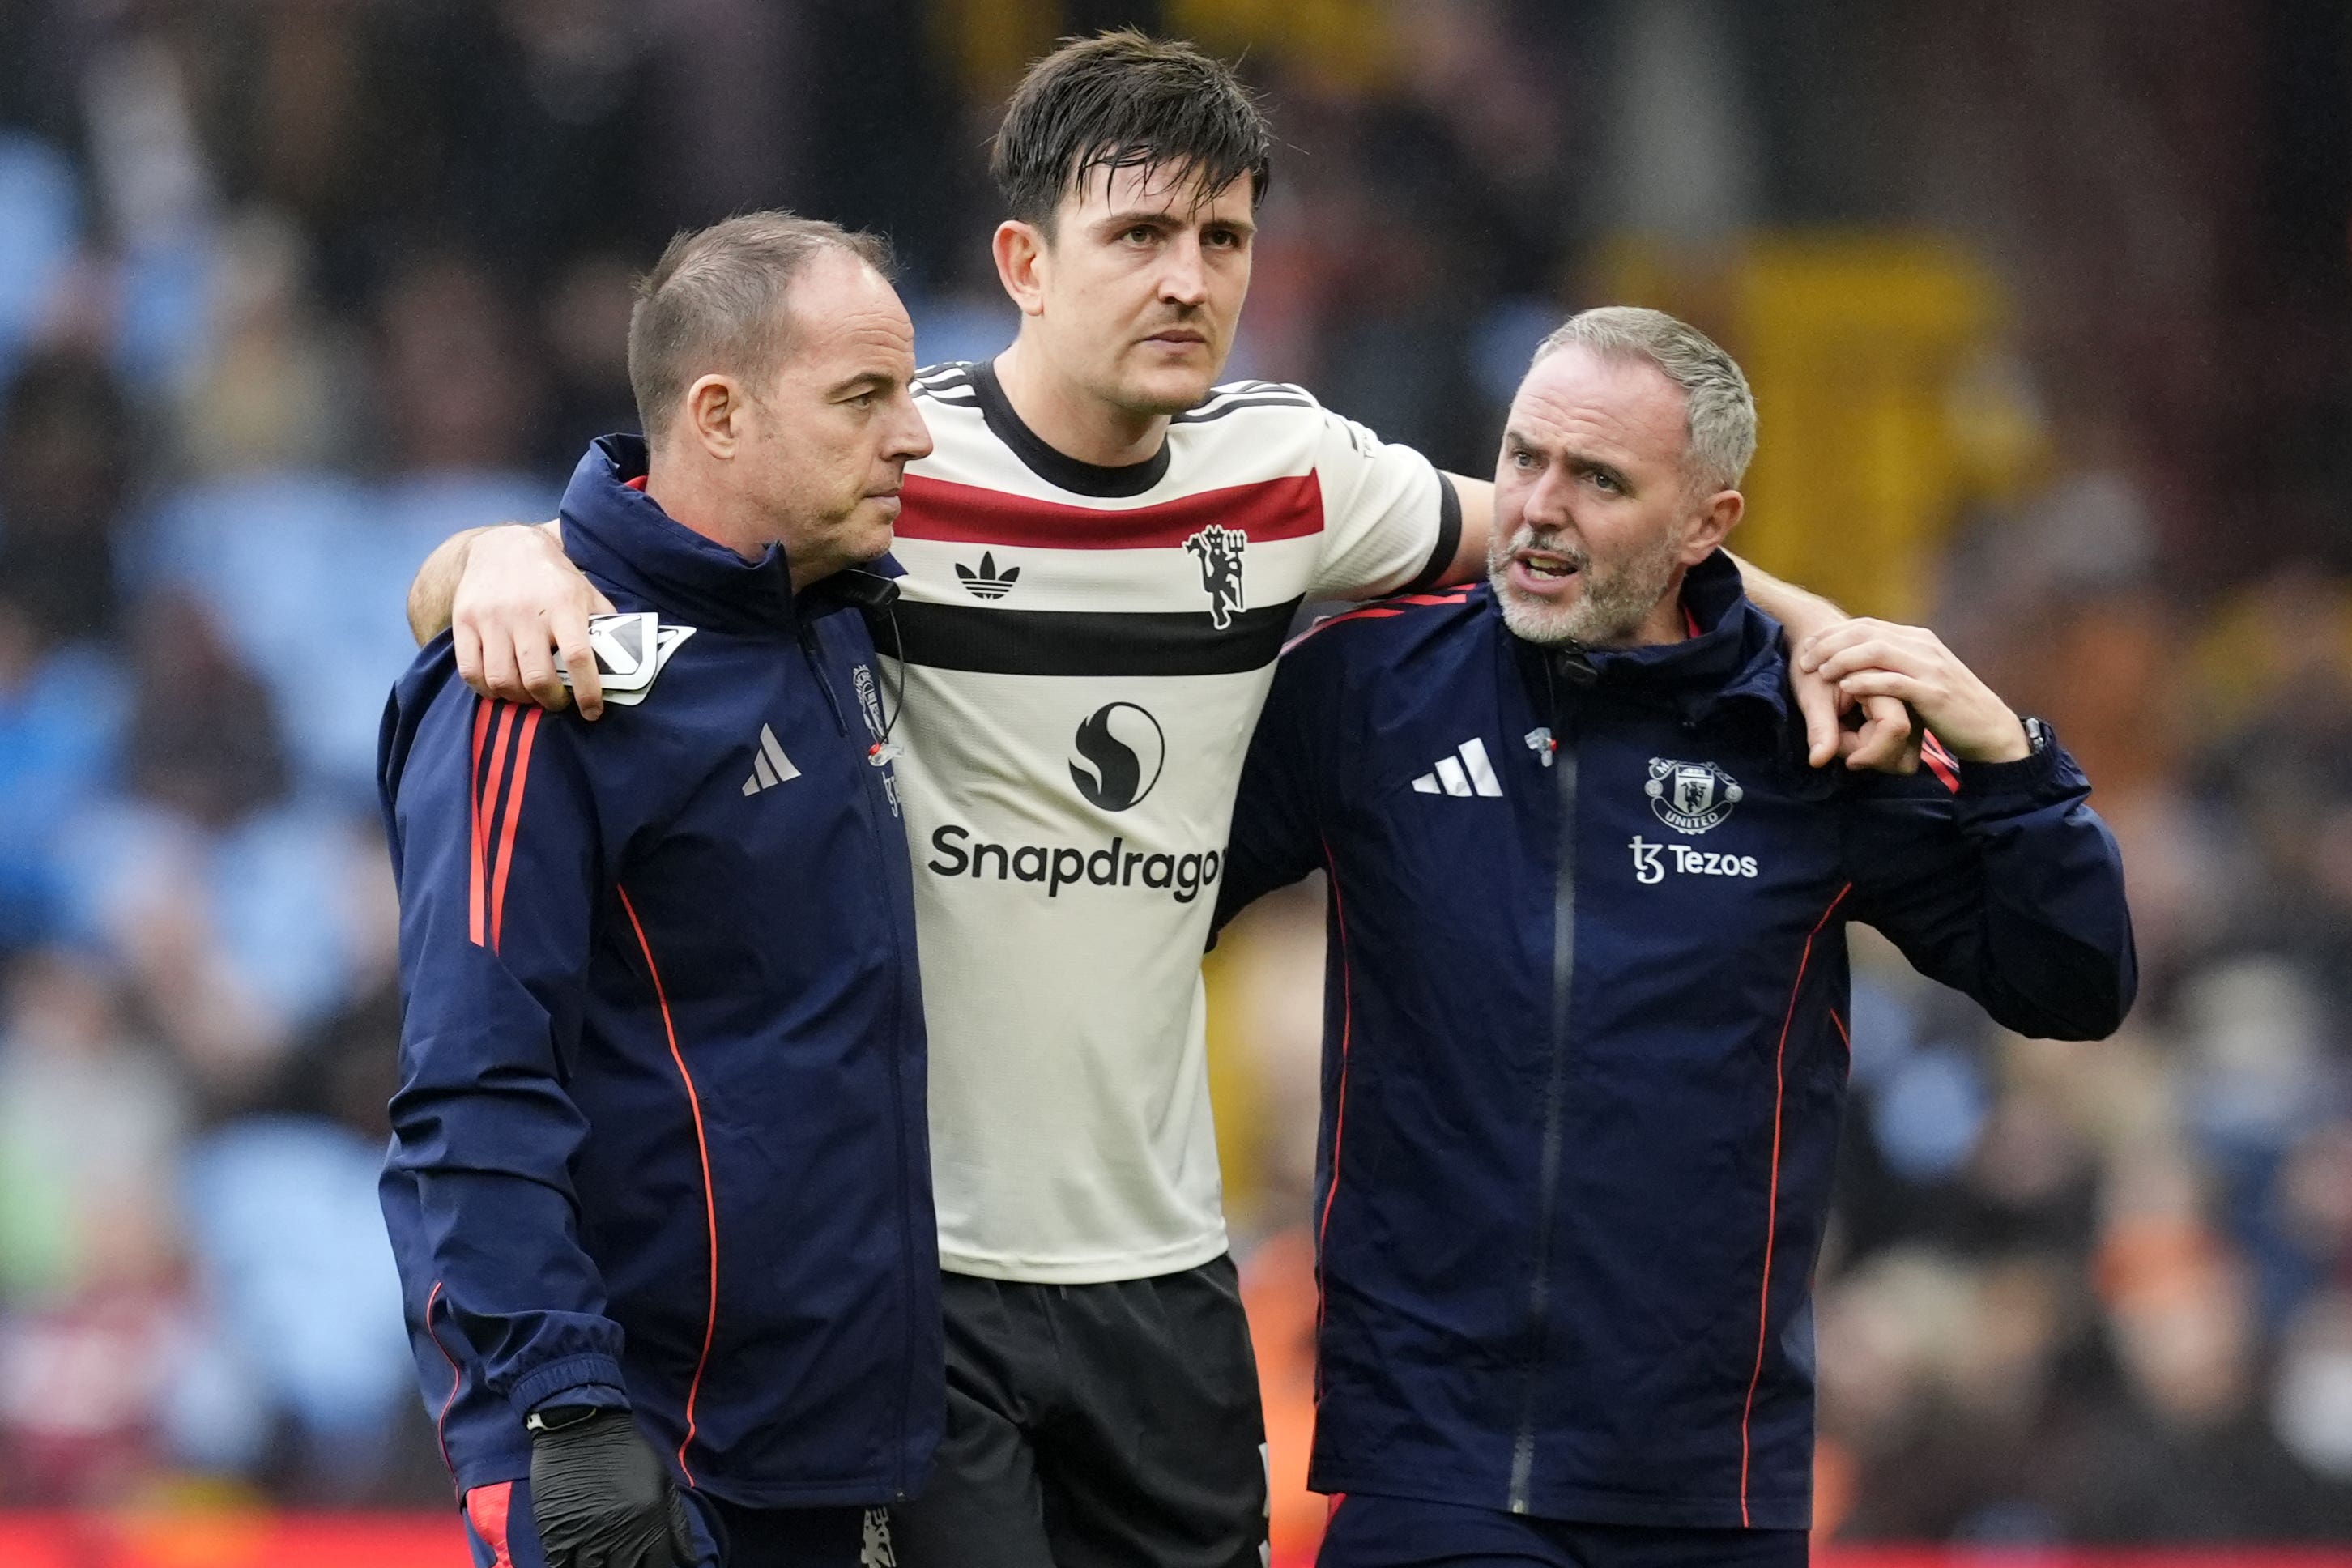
[{"x1": 1, "y1": 0, "x2": 2348, "y2": 1550}]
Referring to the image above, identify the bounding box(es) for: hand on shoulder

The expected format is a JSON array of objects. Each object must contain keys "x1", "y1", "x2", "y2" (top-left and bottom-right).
[{"x1": 453, "y1": 520, "x2": 616, "y2": 719}]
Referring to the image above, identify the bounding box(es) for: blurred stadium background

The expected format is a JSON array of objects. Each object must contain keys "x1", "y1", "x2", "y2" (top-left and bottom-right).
[{"x1": 1, "y1": 0, "x2": 2350, "y2": 1562}]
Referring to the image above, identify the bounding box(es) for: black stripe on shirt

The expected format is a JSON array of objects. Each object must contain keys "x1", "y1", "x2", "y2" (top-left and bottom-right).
[
  {"x1": 890, "y1": 598, "x2": 1305, "y2": 677},
  {"x1": 1403, "y1": 471, "x2": 1464, "y2": 593},
  {"x1": 1170, "y1": 394, "x2": 1319, "y2": 425}
]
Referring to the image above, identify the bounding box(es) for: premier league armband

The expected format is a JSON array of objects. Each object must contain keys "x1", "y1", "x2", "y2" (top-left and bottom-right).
[{"x1": 558, "y1": 611, "x2": 696, "y2": 708}]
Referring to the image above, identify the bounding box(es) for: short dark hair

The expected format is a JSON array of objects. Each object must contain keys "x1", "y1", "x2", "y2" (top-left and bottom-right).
[
  {"x1": 627, "y1": 211, "x2": 894, "y2": 445},
  {"x1": 991, "y1": 28, "x2": 1272, "y2": 232}
]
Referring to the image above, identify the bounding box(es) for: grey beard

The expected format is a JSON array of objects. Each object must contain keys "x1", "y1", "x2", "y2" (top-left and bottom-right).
[{"x1": 1488, "y1": 530, "x2": 1685, "y2": 648}]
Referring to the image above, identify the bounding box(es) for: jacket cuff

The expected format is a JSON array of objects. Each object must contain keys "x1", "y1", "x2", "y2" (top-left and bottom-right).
[
  {"x1": 1956, "y1": 719, "x2": 2077, "y2": 799},
  {"x1": 509, "y1": 1354, "x2": 631, "y2": 1418},
  {"x1": 526, "y1": 1382, "x2": 630, "y2": 1417}
]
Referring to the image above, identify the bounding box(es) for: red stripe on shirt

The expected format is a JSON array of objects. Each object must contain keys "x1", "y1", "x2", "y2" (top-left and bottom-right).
[
  {"x1": 488, "y1": 709, "x2": 543, "y2": 953},
  {"x1": 1741, "y1": 882, "x2": 1852, "y2": 1524},
  {"x1": 896, "y1": 471, "x2": 1324, "y2": 550},
  {"x1": 618, "y1": 884, "x2": 718, "y2": 1488}
]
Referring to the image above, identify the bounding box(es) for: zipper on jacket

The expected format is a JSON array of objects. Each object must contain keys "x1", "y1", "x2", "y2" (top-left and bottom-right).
[
  {"x1": 798, "y1": 622, "x2": 849, "y2": 735},
  {"x1": 832, "y1": 619, "x2": 920, "y2": 1499},
  {"x1": 1510, "y1": 666, "x2": 1582, "y2": 1513}
]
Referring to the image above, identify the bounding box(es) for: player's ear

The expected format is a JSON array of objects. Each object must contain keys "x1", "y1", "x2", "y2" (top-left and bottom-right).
[
  {"x1": 684, "y1": 373, "x2": 745, "y2": 460},
  {"x1": 1682, "y1": 488, "x2": 1744, "y2": 563},
  {"x1": 994, "y1": 220, "x2": 1048, "y2": 318}
]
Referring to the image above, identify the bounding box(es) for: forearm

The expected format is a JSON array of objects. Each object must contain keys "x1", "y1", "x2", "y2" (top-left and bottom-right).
[
  {"x1": 409, "y1": 527, "x2": 493, "y2": 645},
  {"x1": 1728, "y1": 552, "x2": 1839, "y2": 628}
]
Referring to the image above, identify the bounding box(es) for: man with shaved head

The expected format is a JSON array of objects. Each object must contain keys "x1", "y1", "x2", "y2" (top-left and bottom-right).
[{"x1": 380, "y1": 212, "x2": 938, "y2": 1568}]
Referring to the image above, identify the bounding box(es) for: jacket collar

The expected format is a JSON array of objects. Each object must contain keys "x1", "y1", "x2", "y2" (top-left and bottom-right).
[
  {"x1": 558, "y1": 435, "x2": 901, "y2": 637},
  {"x1": 1506, "y1": 550, "x2": 1792, "y2": 724}
]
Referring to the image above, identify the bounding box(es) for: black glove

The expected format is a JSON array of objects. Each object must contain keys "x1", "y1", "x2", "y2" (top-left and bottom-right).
[{"x1": 528, "y1": 1407, "x2": 698, "y2": 1568}]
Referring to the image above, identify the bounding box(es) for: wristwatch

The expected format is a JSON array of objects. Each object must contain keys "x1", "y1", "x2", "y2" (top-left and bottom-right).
[{"x1": 526, "y1": 1403, "x2": 604, "y2": 1436}]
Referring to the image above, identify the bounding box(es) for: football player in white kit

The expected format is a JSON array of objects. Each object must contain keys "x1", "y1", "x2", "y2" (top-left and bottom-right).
[{"x1": 403, "y1": 31, "x2": 1907, "y2": 1568}]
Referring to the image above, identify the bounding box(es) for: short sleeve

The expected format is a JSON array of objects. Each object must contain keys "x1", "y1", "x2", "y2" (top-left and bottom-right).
[{"x1": 1307, "y1": 405, "x2": 1461, "y2": 601}]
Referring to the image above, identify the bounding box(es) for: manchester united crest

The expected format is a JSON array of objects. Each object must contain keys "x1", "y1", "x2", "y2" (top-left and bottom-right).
[{"x1": 1645, "y1": 757, "x2": 1743, "y2": 835}]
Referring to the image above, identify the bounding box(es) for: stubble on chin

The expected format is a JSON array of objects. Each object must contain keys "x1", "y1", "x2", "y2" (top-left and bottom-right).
[{"x1": 1491, "y1": 538, "x2": 1684, "y2": 649}]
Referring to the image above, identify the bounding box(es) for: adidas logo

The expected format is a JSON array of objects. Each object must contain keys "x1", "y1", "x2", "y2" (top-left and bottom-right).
[
  {"x1": 1412, "y1": 736, "x2": 1503, "y2": 798},
  {"x1": 954, "y1": 551, "x2": 1020, "y2": 600},
  {"x1": 742, "y1": 724, "x2": 802, "y2": 795}
]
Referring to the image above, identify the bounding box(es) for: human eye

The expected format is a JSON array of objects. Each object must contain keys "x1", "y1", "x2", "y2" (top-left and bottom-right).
[{"x1": 1585, "y1": 467, "x2": 1622, "y2": 493}]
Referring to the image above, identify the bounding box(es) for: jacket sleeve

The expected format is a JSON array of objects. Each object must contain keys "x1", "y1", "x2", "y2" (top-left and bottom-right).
[
  {"x1": 1841, "y1": 728, "x2": 2137, "y2": 1040},
  {"x1": 1216, "y1": 629, "x2": 1344, "y2": 934},
  {"x1": 381, "y1": 677, "x2": 632, "y2": 1428}
]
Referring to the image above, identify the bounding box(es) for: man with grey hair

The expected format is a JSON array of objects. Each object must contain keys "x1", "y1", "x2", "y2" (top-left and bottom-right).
[{"x1": 1215, "y1": 306, "x2": 2136, "y2": 1566}]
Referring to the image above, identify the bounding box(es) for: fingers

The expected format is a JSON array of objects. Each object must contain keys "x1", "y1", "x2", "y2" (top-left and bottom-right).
[
  {"x1": 1834, "y1": 670, "x2": 1930, "y2": 706},
  {"x1": 663, "y1": 1490, "x2": 701, "y2": 1568},
  {"x1": 454, "y1": 620, "x2": 485, "y2": 694},
  {"x1": 552, "y1": 603, "x2": 602, "y2": 721},
  {"x1": 1811, "y1": 637, "x2": 1925, "y2": 686},
  {"x1": 475, "y1": 617, "x2": 523, "y2": 705},
  {"x1": 1843, "y1": 694, "x2": 1920, "y2": 773},
  {"x1": 1795, "y1": 617, "x2": 1893, "y2": 673},
  {"x1": 516, "y1": 620, "x2": 570, "y2": 711},
  {"x1": 1792, "y1": 667, "x2": 1843, "y2": 769}
]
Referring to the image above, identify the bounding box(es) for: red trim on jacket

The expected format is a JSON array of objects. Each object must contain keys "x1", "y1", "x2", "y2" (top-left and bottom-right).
[
  {"x1": 1314, "y1": 837, "x2": 1357, "y2": 1402},
  {"x1": 464, "y1": 1479, "x2": 518, "y2": 1568},
  {"x1": 1920, "y1": 733, "x2": 1962, "y2": 795},
  {"x1": 424, "y1": 1280, "x2": 462, "y2": 1483},
  {"x1": 617, "y1": 884, "x2": 719, "y2": 1487},
  {"x1": 488, "y1": 709, "x2": 543, "y2": 952},
  {"x1": 468, "y1": 705, "x2": 493, "y2": 946},
  {"x1": 1284, "y1": 586, "x2": 1478, "y2": 654},
  {"x1": 1741, "y1": 881, "x2": 1852, "y2": 1524}
]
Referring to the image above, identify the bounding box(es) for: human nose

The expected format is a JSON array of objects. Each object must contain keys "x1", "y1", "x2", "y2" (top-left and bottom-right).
[
  {"x1": 1158, "y1": 233, "x2": 1208, "y2": 308},
  {"x1": 1519, "y1": 466, "x2": 1574, "y2": 529},
  {"x1": 885, "y1": 395, "x2": 932, "y2": 463}
]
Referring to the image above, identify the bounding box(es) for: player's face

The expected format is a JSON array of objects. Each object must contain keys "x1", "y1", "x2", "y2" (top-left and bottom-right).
[
  {"x1": 1033, "y1": 160, "x2": 1255, "y2": 418},
  {"x1": 1487, "y1": 345, "x2": 1736, "y2": 648},
  {"x1": 745, "y1": 252, "x2": 932, "y2": 581}
]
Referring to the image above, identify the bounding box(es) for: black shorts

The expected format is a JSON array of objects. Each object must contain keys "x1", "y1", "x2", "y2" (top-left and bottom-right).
[
  {"x1": 1319, "y1": 1494, "x2": 1809, "y2": 1568},
  {"x1": 891, "y1": 1255, "x2": 1268, "y2": 1568}
]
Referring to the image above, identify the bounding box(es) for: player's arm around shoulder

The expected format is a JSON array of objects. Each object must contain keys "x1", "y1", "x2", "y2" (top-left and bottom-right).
[
  {"x1": 1810, "y1": 619, "x2": 2137, "y2": 1040},
  {"x1": 1293, "y1": 394, "x2": 1468, "y2": 602},
  {"x1": 408, "y1": 518, "x2": 620, "y2": 719}
]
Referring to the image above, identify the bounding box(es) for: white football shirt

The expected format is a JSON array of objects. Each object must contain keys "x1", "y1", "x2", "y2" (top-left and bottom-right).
[{"x1": 888, "y1": 360, "x2": 1459, "y2": 1282}]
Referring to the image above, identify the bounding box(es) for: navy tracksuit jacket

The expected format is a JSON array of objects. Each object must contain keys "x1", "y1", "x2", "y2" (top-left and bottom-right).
[
  {"x1": 1216, "y1": 552, "x2": 2134, "y2": 1531},
  {"x1": 378, "y1": 436, "x2": 940, "y2": 1510}
]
